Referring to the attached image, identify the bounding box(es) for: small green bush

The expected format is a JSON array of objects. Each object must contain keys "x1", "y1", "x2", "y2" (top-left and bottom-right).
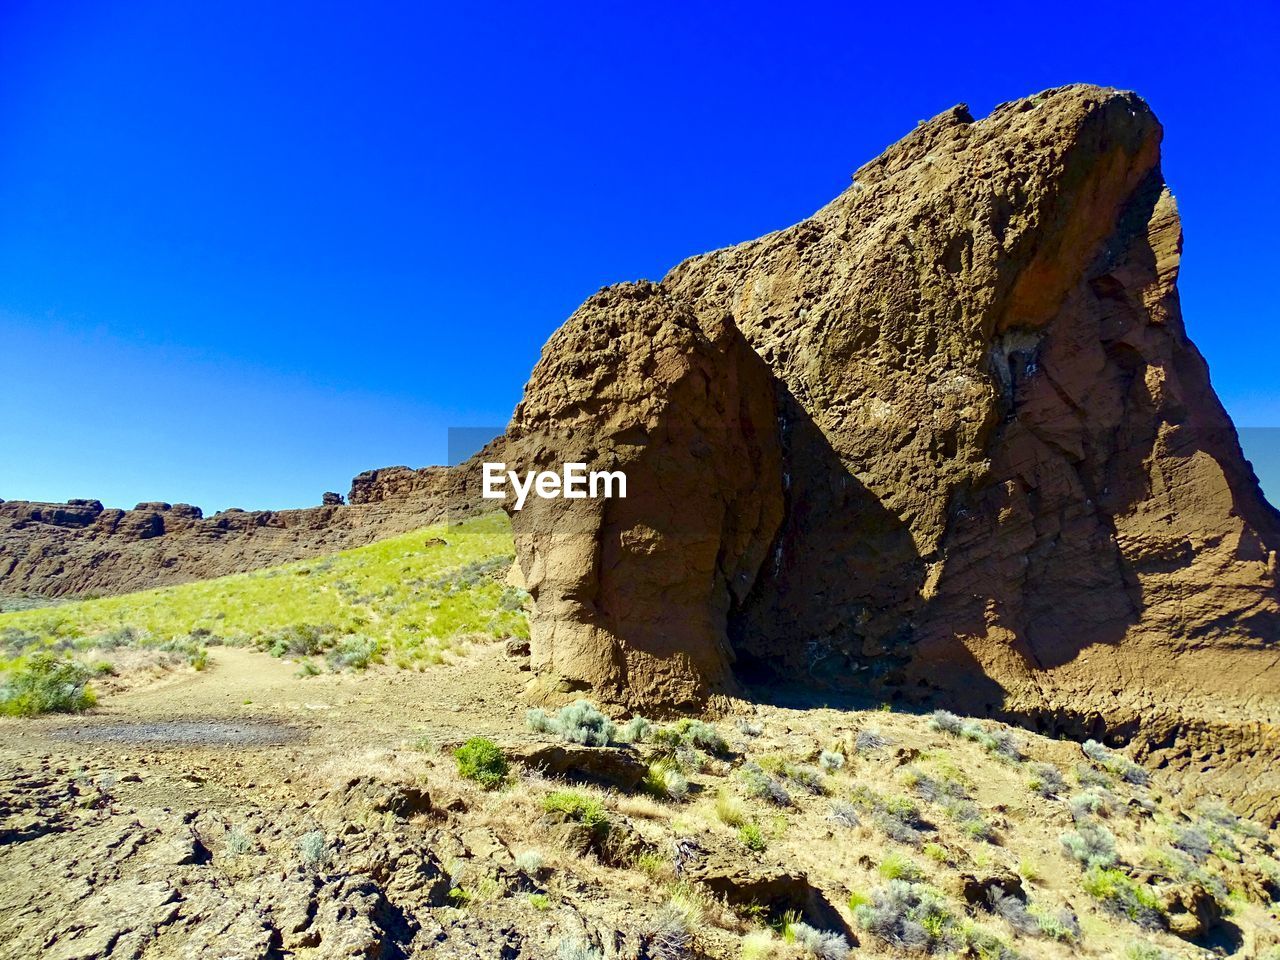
[
  {"x1": 297, "y1": 830, "x2": 331, "y2": 868},
  {"x1": 0, "y1": 652, "x2": 96, "y2": 716},
  {"x1": 454, "y1": 737, "x2": 509, "y2": 789},
  {"x1": 1082, "y1": 867, "x2": 1163, "y2": 928},
  {"x1": 878, "y1": 851, "x2": 922, "y2": 881},
  {"x1": 541, "y1": 790, "x2": 609, "y2": 832},
  {"x1": 738, "y1": 822, "x2": 767, "y2": 852}
]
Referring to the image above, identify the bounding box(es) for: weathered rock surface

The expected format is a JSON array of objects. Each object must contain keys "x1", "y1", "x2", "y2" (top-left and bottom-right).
[
  {"x1": 0, "y1": 462, "x2": 489, "y2": 599},
  {"x1": 504, "y1": 85, "x2": 1280, "y2": 801}
]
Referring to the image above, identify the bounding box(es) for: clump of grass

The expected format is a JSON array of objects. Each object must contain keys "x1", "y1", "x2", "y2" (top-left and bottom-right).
[
  {"x1": 879, "y1": 851, "x2": 922, "y2": 881},
  {"x1": 1027, "y1": 762, "x2": 1065, "y2": 798},
  {"x1": 526, "y1": 700, "x2": 617, "y2": 746},
  {"x1": 454, "y1": 737, "x2": 509, "y2": 789},
  {"x1": 818, "y1": 749, "x2": 846, "y2": 773},
  {"x1": 527, "y1": 892, "x2": 551, "y2": 910},
  {"x1": 541, "y1": 790, "x2": 609, "y2": 833},
  {"x1": 1082, "y1": 867, "x2": 1164, "y2": 928},
  {"x1": 854, "y1": 880, "x2": 961, "y2": 952},
  {"x1": 644, "y1": 761, "x2": 689, "y2": 802},
  {"x1": 923, "y1": 842, "x2": 949, "y2": 865},
  {"x1": 297, "y1": 830, "x2": 331, "y2": 869},
  {"x1": 787, "y1": 764, "x2": 827, "y2": 795},
  {"x1": 1061, "y1": 821, "x2": 1117, "y2": 868},
  {"x1": 903, "y1": 767, "x2": 968, "y2": 804},
  {"x1": 0, "y1": 652, "x2": 96, "y2": 716},
  {"x1": 738, "y1": 822, "x2": 767, "y2": 852},
  {"x1": 716, "y1": 788, "x2": 749, "y2": 828}
]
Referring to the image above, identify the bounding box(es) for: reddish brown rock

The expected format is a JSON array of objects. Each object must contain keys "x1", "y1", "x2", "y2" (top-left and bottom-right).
[
  {"x1": 0, "y1": 463, "x2": 491, "y2": 599},
  {"x1": 505, "y1": 84, "x2": 1280, "y2": 812}
]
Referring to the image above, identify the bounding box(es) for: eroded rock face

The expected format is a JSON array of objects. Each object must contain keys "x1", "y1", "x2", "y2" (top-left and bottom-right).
[
  {"x1": 505, "y1": 282, "x2": 784, "y2": 709},
  {"x1": 507, "y1": 83, "x2": 1280, "y2": 762}
]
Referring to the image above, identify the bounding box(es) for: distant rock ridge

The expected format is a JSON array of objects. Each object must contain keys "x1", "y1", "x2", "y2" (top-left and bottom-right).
[
  {"x1": 0, "y1": 462, "x2": 491, "y2": 599},
  {"x1": 501, "y1": 84, "x2": 1280, "y2": 819}
]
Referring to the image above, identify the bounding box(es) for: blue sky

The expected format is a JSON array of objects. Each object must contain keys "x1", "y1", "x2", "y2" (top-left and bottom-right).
[{"x1": 1, "y1": 2, "x2": 1277, "y2": 511}]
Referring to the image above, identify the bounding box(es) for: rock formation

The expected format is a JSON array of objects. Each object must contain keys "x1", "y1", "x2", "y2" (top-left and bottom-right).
[
  {"x1": 504, "y1": 84, "x2": 1280, "y2": 813},
  {"x1": 0, "y1": 464, "x2": 487, "y2": 599}
]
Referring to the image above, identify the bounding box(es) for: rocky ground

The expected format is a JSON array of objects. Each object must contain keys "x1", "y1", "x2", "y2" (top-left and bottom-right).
[{"x1": 3, "y1": 643, "x2": 1278, "y2": 960}]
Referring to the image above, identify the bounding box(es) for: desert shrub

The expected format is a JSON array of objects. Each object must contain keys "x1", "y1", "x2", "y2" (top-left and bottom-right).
[
  {"x1": 1172, "y1": 824, "x2": 1213, "y2": 863},
  {"x1": 736, "y1": 718, "x2": 763, "y2": 737},
  {"x1": 740, "y1": 763, "x2": 791, "y2": 807},
  {"x1": 1061, "y1": 822, "x2": 1117, "y2": 868},
  {"x1": 618, "y1": 715, "x2": 653, "y2": 743},
  {"x1": 786, "y1": 921, "x2": 849, "y2": 960},
  {"x1": 963, "y1": 924, "x2": 1020, "y2": 960},
  {"x1": 642, "y1": 902, "x2": 695, "y2": 960},
  {"x1": 923, "y1": 842, "x2": 949, "y2": 864},
  {"x1": 1082, "y1": 739, "x2": 1149, "y2": 785},
  {"x1": 1027, "y1": 763, "x2": 1065, "y2": 798},
  {"x1": 829, "y1": 800, "x2": 861, "y2": 829},
  {"x1": 904, "y1": 768, "x2": 967, "y2": 804},
  {"x1": 528, "y1": 892, "x2": 551, "y2": 910},
  {"x1": 879, "y1": 852, "x2": 922, "y2": 881},
  {"x1": 738, "y1": 822, "x2": 767, "y2": 852},
  {"x1": 1029, "y1": 905, "x2": 1080, "y2": 942},
  {"x1": 941, "y1": 798, "x2": 992, "y2": 841},
  {"x1": 454, "y1": 737, "x2": 509, "y2": 789},
  {"x1": 787, "y1": 765, "x2": 827, "y2": 795},
  {"x1": 854, "y1": 880, "x2": 961, "y2": 952},
  {"x1": 297, "y1": 830, "x2": 331, "y2": 868},
  {"x1": 225, "y1": 827, "x2": 253, "y2": 856},
  {"x1": 1082, "y1": 867, "x2": 1164, "y2": 928},
  {"x1": 265, "y1": 622, "x2": 338, "y2": 658},
  {"x1": 0, "y1": 652, "x2": 96, "y2": 716},
  {"x1": 818, "y1": 749, "x2": 846, "y2": 773},
  {"x1": 985, "y1": 889, "x2": 1036, "y2": 936},
  {"x1": 1069, "y1": 788, "x2": 1116, "y2": 821},
  {"x1": 526, "y1": 700, "x2": 617, "y2": 746},
  {"x1": 325, "y1": 634, "x2": 378, "y2": 671},
  {"x1": 655, "y1": 718, "x2": 728, "y2": 754},
  {"x1": 557, "y1": 938, "x2": 603, "y2": 960},
  {"x1": 955, "y1": 721, "x2": 1024, "y2": 762},
  {"x1": 855, "y1": 728, "x2": 891, "y2": 752},
  {"x1": 514, "y1": 849, "x2": 543, "y2": 874},
  {"x1": 1075, "y1": 763, "x2": 1112, "y2": 788},
  {"x1": 542, "y1": 790, "x2": 609, "y2": 832},
  {"x1": 928, "y1": 709, "x2": 965, "y2": 735},
  {"x1": 1124, "y1": 945, "x2": 1173, "y2": 960}
]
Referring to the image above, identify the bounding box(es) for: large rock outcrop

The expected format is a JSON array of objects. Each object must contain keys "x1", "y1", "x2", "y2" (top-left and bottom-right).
[{"x1": 505, "y1": 84, "x2": 1280, "y2": 811}]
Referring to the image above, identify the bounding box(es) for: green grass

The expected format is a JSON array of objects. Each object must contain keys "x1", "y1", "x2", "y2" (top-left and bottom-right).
[
  {"x1": 454, "y1": 737, "x2": 509, "y2": 789},
  {"x1": 0, "y1": 511, "x2": 527, "y2": 680}
]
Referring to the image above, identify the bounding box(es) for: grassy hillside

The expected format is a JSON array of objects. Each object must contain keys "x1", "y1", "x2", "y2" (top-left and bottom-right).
[{"x1": 0, "y1": 510, "x2": 526, "y2": 711}]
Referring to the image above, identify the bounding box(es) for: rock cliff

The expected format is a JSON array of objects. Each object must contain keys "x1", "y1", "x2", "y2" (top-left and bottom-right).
[
  {"x1": 0, "y1": 464, "x2": 486, "y2": 599},
  {"x1": 504, "y1": 84, "x2": 1280, "y2": 813}
]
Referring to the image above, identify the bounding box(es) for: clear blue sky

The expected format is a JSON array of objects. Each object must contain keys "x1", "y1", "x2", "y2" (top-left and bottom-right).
[{"x1": 1, "y1": 2, "x2": 1277, "y2": 511}]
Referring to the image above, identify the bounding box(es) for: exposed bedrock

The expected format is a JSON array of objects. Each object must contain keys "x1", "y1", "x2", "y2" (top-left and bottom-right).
[{"x1": 505, "y1": 84, "x2": 1280, "y2": 812}]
